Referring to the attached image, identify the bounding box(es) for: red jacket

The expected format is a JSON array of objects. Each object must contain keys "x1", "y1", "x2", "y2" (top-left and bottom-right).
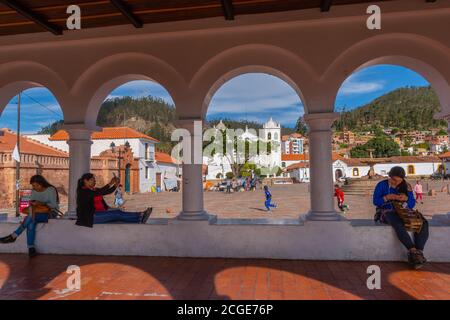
[{"x1": 334, "y1": 188, "x2": 345, "y2": 202}]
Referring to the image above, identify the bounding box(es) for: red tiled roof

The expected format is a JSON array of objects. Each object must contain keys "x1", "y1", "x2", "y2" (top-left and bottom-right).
[
  {"x1": 155, "y1": 152, "x2": 177, "y2": 164},
  {"x1": 50, "y1": 127, "x2": 159, "y2": 142},
  {"x1": 286, "y1": 162, "x2": 309, "y2": 171},
  {"x1": 281, "y1": 154, "x2": 307, "y2": 161},
  {"x1": 340, "y1": 156, "x2": 442, "y2": 165},
  {"x1": 0, "y1": 129, "x2": 68, "y2": 157},
  {"x1": 282, "y1": 152, "x2": 343, "y2": 162},
  {"x1": 439, "y1": 152, "x2": 450, "y2": 159}
]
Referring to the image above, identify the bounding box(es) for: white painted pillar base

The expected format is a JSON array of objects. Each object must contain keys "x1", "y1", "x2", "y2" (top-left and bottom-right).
[
  {"x1": 304, "y1": 112, "x2": 341, "y2": 221},
  {"x1": 176, "y1": 118, "x2": 210, "y2": 221},
  {"x1": 65, "y1": 125, "x2": 94, "y2": 218}
]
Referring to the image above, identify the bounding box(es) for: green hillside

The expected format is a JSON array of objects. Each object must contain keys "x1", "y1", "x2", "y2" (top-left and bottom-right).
[{"x1": 333, "y1": 86, "x2": 447, "y2": 132}]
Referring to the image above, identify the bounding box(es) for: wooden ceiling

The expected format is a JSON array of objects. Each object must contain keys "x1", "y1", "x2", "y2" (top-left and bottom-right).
[{"x1": 0, "y1": 0, "x2": 403, "y2": 37}]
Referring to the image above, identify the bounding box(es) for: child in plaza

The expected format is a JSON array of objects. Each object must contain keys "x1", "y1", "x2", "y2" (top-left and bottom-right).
[
  {"x1": 334, "y1": 184, "x2": 349, "y2": 213},
  {"x1": 114, "y1": 184, "x2": 125, "y2": 208},
  {"x1": 414, "y1": 180, "x2": 423, "y2": 204},
  {"x1": 263, "y1": 185, "x2": 277, "y2": 211}
]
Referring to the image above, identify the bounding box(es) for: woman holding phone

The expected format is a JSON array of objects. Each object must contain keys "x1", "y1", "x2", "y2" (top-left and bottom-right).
[
  {"x1": 75, "y1": 173, "x2": 152, "y2": 228},
  {"x1": 0, "y1": 175, "x2": 59, "y2": 257}
]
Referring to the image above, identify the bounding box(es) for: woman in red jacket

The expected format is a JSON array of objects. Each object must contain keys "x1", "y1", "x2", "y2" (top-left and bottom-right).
[{"x1": 76, "y1": 173, "x2": 152, "y2": 228}]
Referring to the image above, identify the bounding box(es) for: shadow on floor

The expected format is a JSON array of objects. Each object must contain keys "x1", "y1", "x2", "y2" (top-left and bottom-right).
[{"x1": 0, "y1": 253, "x2": 448, "y2": 300}]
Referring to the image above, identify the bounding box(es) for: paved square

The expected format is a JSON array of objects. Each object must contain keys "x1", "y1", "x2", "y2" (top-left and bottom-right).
[{"x1": 104, "y1": 183, "x2": 450, "y2": 220}]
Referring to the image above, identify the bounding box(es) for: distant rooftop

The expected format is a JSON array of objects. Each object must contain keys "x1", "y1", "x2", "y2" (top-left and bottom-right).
[
  {"x1": 0, "y1": 128, "x2": 68, "y2": 157},
  {"x1": 50, "y1": 127, "x2": 159, "y2": 142}
]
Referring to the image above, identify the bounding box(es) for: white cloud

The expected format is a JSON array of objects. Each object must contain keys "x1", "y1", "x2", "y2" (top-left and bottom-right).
[
  {"x1": 339, "y1": 74, "x2": 384, "y2": 95},
  {"x1": 207, "y1": 73, "x2": 304, "y2": 126}
]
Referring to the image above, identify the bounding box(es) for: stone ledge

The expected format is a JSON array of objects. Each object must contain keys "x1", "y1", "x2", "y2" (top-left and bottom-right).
[{"x1": 0, "y1": 217, "x2": 449, "y2": 262}]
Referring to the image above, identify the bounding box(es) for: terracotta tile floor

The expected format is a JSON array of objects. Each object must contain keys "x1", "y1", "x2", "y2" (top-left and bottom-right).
[{"x1": 0, "y1": 254, "x2": 448, "y2": 300}]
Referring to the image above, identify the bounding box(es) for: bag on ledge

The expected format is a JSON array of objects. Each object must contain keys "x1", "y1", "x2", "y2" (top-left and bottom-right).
[
  {"x1": 22, "y1": 203, "x2": 51, "y2": 215},
  {"x1": 393, "y1": 202, "x2": 425, "y2": 233}
]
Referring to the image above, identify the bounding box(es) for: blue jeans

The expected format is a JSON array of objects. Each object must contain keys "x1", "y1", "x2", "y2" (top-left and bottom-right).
[
  {"x1": 384, "y1": 211, "x2": 429, "y2": 251},
  {"x1": 265, "y1": 198, "x2": 276, "y2": 210},
  {"x1": 14, "y1": 214, "x2": 49, "y2": 248},
  {"x1": 94, "y1": 210, "x2": 141, "y2": 224}
]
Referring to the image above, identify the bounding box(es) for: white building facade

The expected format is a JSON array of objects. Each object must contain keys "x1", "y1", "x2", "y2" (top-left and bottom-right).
[
  {"x1": 204, "y1": 118, "x2": 283, "y2": 180},
  {"x1": 288, "y1": 156, "x2": 443, "y2": 183}
]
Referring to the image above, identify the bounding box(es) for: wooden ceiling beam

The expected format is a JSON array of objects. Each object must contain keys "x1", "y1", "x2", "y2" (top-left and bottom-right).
[
  {"x1": 110, "y1": 0, "x2": 143, "y2": 28},
  {"x1": 220, "y1": 0, "x2": 235, "y2": 20},
  {"x1": 0, "y1": 0, "x2": 62, "y2": 35}
]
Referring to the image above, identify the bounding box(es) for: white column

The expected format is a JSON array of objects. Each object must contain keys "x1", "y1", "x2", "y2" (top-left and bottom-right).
[
  {"x1": 65, "y1": 126, "x2": 93, "y2": 217},
  {"x1": 304, "y1": 112, "x2": 341, "y2": 221},
  {"x1": 176, "y1": 118, "x2": 209, "y2": 221}
]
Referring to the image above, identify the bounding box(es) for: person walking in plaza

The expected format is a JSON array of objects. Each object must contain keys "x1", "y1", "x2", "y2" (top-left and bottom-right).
[
  {"x1": 75, "y1": 173, "x2": 152, "y2": 228},
  {"x1": 414, "y1": 180, "x2": 424, "y2": 204},
  {"x1": 0, "y1": 175, "x2": 60, "y2": 257},
  {"x1": 334, "y1": 184, "x2": 349, "y2": 213},
  {"x1": 226, "y1": 178, "x2": 232, "y2": 194},
  {"x1": 373, "y1": 166, "x2": 429, "y2": 269},
  {"x1": 263, "y1": 185, "x2": 277, "y2": 212}
]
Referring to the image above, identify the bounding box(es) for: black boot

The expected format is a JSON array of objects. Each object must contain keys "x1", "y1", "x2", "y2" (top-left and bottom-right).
[
  {"x1": 0, "y1": 234, "x2": 16, "y2": 244},
  {"x1": 28, "y1": 247, "x2": 38, "y2": 258},
  {"x1": 408, "y1": 250, "x2": 425, "y2": 270}
]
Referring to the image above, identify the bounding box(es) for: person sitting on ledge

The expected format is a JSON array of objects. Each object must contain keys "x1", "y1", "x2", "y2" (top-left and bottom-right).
[
  {"x1": 373, "y1": 166, "x2": 429, "y2": 269},
  {"x1": 0, "y1": 175, "x2": 60, "y2": 258},
  {"x1": 76, "y1": 173, "x2": 152, "y2": 228}
]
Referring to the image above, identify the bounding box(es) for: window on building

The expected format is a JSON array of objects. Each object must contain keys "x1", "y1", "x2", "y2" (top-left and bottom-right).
[
  {"x1": 145, "y1": 143, "x2": 150, "y2": 160},
  {"x1": 353, "y1": 168, "x2": 359, "y2": 176},
  {"x1": 274, "y1": 133, "x2": 278, "y2": 141},
  {"x1": 145, "y1": 166, "x2": 150, "y2": 179},
  {"x1": 407, "y1": 165, "x2": 415, "y2": 175}
]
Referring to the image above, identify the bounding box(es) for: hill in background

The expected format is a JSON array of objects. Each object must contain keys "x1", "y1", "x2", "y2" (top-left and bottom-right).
[{"x1": 333, "y1": 86, "x2": 446, "y2": 131}]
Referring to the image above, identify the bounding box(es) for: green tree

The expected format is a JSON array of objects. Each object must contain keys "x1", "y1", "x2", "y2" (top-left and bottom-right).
[
  {"x1": 350, "y1": 136, "x2": 401, "y2": 158},
  {"x1": 38, "y1": 119, "x2": 64, "y2": 135},
  {"x1": 295, "y1": 116, "x2": 308, "y2": 136}
]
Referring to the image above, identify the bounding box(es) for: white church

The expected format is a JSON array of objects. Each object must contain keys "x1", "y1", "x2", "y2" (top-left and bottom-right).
[{"x1": 203, "y1": 118, "x2": 282, "y2": 180}]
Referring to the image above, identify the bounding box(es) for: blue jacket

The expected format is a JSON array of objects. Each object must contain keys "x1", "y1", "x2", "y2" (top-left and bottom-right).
[
  {"x1": 373, "y1": 179, "x2": 416, "y2": 210},
  {"x1": 264, "y1": 189, "x2": 272, "y2": 200}
]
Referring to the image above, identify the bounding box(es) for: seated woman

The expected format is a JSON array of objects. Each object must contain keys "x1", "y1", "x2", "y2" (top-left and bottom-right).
[
  {"x1": 76, "y1": 173, "x2": 152, "y2": 228},
  {"x1": 0, "y1": 175, "x2": 60, "y2": 257},
  {"x1": 373, "y1": 166, "x2": 429, "y2": 269}
]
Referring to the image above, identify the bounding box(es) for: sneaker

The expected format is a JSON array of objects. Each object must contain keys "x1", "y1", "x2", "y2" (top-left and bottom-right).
[
  {"x1": 28, "y1": 248, "x2": 38, "y2": 258},
  {"x1": 0, "y1": 234, "x2": 16, "y2": 244},
  {"x1": 141, "y1": 207, "x2": 153, "y2": 224}
]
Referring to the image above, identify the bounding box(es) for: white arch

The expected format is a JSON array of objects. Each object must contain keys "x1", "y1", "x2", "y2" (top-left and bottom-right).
[
  {"x1": 322, "y1": 34, "x2": 450, "y2": 116},
  {"x1": 70, "y1": 52, "x2": 187, "y2": 128},
  {"x1": 0, "y1": 61, "x2": 69, "y2": 118},
  {"x1": 189, "y1": 44, "x2": 318, "y2": 117}
]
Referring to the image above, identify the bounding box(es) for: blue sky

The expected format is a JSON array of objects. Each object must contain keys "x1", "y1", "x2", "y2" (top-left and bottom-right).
[{"x1": 0, "y1": 65, "x2": 430, "y2": 133}]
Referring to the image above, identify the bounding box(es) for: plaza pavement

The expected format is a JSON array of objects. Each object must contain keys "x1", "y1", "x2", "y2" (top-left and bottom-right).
[{"x1": 102, "y1": 183, "x2": 450, "y2": 220}]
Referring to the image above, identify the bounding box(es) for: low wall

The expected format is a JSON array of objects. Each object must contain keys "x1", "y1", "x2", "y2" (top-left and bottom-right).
[{"x1": 0, "y1": 215, "x2": 449, "y2": 262}]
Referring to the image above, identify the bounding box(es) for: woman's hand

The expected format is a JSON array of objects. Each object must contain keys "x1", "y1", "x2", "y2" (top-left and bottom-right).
[
  {"x1": 109, "y1": 177, "x2": 120, "y2": 187},
  {"x1": 394, "y1": 194, "x2": 408, "y2": 202}
]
